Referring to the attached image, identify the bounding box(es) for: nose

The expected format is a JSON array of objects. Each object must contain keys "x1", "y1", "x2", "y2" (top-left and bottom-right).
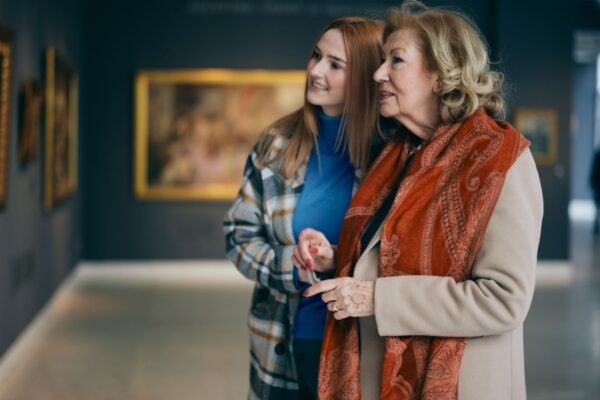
[
  {"x1": 309, "y1": 59, "x2": 327, "y2": 78},
  {"x1": 373, "y1": 62, "x2": 389, "y2": 83}
]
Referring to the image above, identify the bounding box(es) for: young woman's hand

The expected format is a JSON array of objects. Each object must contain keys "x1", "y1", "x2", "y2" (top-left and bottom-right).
[
  {"x1": 303, "y1": 277, "x2": 375, "y2": 320},
  {"x1": 295, "y1": 266, "x2": 315, "y2": 284},
  {"x1": 292, "y1": 228, "x2": 336, "y2": 274}
]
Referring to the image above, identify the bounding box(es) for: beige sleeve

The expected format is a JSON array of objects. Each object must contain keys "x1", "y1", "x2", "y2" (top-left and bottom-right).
[{"x1": 374, "y1": 149, "x2": 543, "y2": 337}]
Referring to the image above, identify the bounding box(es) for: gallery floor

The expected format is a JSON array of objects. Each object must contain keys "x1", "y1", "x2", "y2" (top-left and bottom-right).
[{"x1": 0, "y1": 222, "x2": 598, "y2": 400}]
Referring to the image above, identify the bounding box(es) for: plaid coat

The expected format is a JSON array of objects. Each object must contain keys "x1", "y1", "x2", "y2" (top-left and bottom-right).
[{"x1": 223, "y1": 132, "x2": 362, "y2": 400}]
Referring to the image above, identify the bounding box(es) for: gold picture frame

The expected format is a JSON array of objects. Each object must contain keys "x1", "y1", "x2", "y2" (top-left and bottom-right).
[
  {"x1": 44, "y1": 48, "x2": 78, "y2": 210},
  {"x1": 514, "y1": 108, "x2": 558, "y2": 165},
  {"x1": 134, "y1": 69, "x2": 305, "y2": 200},
  {"x1": 0, "y1": 22, "x2": 13, "y2": 210}
]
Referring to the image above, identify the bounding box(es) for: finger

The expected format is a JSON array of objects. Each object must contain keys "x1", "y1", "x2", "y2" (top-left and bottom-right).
[
  {"x1": 298, "y1": 239, "x2": 315, "y2": 270},
  {"x1": 303, "y1": 279, "x2": 339, "y2": 297},
  {"x1": 321, "y1": 291, "x2": 337, "y2": 303},
  {"x1": 292, "y1": 254, "x2": 306, "y2": 271},
  {"x1": 314, "y1": 245, "x2": 334, "y2": 260},
  {"x1": 292, "y1": 249, "x2": 304, "y2": 269},
  {"x1": 293, "y1": 247, "x2": 309, "y2": 270},
  {"x1": 333, "y1": 310, "x2": 350, "y2": 320},
  {"x1": 299, "y1": 229, "x2": 328, "y2": 269},
  {"x1": 299, "y1": 228, "x2": 324, "y2": 242},
  {"x1": 309, "y1": 246, "x2": 334, "y2": 270}
]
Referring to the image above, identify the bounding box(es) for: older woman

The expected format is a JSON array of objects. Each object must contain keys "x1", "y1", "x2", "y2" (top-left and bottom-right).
[{"x1": 298, "y1": 1, "x2": 543, "y2": 399}]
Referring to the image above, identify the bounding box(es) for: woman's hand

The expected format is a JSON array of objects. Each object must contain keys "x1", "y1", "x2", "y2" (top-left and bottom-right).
[
  {"x1": 296, "y1": 266, "x2": 315, "y2": 284},
  {"x1": 292, "y1": 228, "x2": 336, "y2": 274},
  {"x1": 303, "y1": 277, "x2": 375, "y2": 320}
]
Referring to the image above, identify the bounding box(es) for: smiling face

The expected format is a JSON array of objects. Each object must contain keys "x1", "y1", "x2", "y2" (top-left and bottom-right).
[
  {"x1": 374, "y1": 28, "x2": 441, "y2": 139},
  {"x1": 306, "y1": 29, "x2": 347, "y2": 116}
]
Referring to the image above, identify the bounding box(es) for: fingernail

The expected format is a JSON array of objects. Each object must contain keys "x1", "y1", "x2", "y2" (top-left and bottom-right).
[
  {"x1": 309, "y1": 247, "x2": 318, "y2": 254},
  {"x1": 308, "y1": 260, "x2": 315, "y2": 269},
  {"x1": 303, "y1": 290, "x2": 309, "y2": 297}
]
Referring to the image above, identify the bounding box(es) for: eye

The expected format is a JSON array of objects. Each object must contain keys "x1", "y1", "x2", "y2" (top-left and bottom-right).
[
  {"x1": 392, "y1": 56, "x2": 404, "y2": 65},
  {"x1": 331, "y1": 62, "x2": 340, "y2": 70},
  {"x1": 312, "y1": 50, "x2": 322, "y2": 61}
]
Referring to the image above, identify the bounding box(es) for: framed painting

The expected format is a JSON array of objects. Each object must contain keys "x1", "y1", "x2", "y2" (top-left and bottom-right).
[
  {"x1": 0, "y1": 22, "x2": 13, "y2": 210},
  {"x1": 44, "y1": 47, "x2": 78, "y2": 210},
  {"x1": 514, "y1": 108, "x2": 557, "y2": 165},
  {"x1": 134, "y1": 69, "x2": 306, "y2": 200},
  {"x1": 18, "y1": 80, "x2": 43, "y2": 165}
]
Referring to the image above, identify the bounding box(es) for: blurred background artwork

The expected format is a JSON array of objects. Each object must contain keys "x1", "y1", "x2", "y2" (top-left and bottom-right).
[
  {"x1": 515, "y1": 108, "x2": 558, "y2": 165},
  {"x1": 18, "y1": 80, "x2": 43, "y2": 166},
  {"x1": 44, "y1": 47, "x2": 78, "y2": 210},
  {"x1": 0, "y1": 22, "x2": 12, "y2": 210},
  {"x1": 134, "y1": 69, "x2": 305, "y2": 200}
]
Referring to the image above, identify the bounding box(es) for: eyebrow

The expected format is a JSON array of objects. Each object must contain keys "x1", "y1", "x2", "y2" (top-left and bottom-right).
[
  {"x1": 387, "y1": 47, "x2": 406, "y2": 54},
  {"x1": 315, "y1": 46, "x2": 347, "y2": 64},
  {"x1": 328, "y1": 55, "x2": 347, "y2": 64}
]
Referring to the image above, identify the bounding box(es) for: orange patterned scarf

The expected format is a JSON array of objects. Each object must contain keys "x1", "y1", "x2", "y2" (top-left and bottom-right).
[{"x1": 318, "y1": 110, "x2": 529, "y2": 399}]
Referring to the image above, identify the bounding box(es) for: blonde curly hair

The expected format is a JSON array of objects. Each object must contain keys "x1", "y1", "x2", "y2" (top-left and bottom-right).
[{"x1": 384, "y1": 0, "x2": 504, "y2": 124}]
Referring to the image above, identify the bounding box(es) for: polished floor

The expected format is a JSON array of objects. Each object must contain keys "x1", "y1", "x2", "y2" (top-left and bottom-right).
[
  {"x1": 0, "y1": 222, "x2": 598, "y2": 400},
  {"x1": 525, "y1": 220, "x2": 600, "y2": 400}
]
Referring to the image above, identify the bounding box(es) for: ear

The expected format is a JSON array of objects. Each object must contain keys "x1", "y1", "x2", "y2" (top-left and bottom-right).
[{"x1": 432, "y1": 75, "x2": 443, "y2": 94}]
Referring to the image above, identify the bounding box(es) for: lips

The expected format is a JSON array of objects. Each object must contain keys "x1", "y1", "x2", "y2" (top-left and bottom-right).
[
  {"x1": 379, "y1": 89, "x2": 395, "y2": 100},
  {"x1": 310, "y1": 80, "x2": 327, "y2": 91}
]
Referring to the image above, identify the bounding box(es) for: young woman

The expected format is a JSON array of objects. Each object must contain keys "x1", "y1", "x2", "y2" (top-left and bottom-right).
[{"x1": 223, "y1": 17, "x2": 384, "y2": 400}]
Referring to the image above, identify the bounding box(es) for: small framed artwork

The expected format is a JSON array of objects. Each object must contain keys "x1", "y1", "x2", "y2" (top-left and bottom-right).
[
  {"x1": 44, "y1": 47, "x2": 78, "y2": 210},
  {"x1": 514, "y1": 108, "x2": 558, "y2": 165},
  {"x1": 0, "y1": 22, "x2": 13, "y2": 210},
  {"x1": 18, "y1": 80, "x2": 43, "y2": 165},
  {"x1": 134, "y1": 69, "x2": 305, "y2": 200}
]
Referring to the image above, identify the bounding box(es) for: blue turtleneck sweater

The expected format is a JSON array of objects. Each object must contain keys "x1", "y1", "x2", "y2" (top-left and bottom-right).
[{"x1": 292, "y1": 111, "x2": 355, "y2": 340}]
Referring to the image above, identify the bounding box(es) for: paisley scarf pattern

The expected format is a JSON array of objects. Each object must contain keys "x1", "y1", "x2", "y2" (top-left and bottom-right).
[{"x1": 318, "y1": 110, "x2": 529, "y2": 399}]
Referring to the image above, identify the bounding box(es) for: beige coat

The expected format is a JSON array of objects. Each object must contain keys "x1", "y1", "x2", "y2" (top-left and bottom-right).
[{"x1": 354, "y1": 149, "x2": 543, "y2": 400}]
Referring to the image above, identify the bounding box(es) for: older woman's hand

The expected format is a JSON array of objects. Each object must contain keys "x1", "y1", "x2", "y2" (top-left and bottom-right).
[
  {"x1": 303, "y1": 277, "x2": 375, "y2": 320},
  {"x1": 292, "y1": 228, "x2": 336, "y2": 274}
]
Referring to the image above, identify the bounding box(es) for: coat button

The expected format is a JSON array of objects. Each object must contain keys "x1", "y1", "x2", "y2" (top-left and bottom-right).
[{"x1": 275, "y1": 342, "x2": 286, "y2": 355}]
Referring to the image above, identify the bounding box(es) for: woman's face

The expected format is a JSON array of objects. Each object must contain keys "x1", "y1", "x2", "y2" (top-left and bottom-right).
[
  {"x1": 374, "y1": 29, "x2": 440, "y2": 133},
  {"x1": 306, "y1": 29, "x2": 347, "y2": 116}
]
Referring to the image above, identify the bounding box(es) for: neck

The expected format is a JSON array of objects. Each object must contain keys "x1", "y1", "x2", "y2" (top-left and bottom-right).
[
  {"x1": 399, "y1": 103, "x2": 441, "y2": 140},
  {"x1": 410, "y1": 120, "x2": 439, "y2": 140},
  {"x1": 317, "y1": 110, "x2": 344, "y2": 154}
]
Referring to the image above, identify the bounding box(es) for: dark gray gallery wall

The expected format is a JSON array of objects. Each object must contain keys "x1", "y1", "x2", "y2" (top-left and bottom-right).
[
  {"x1": 496, "y1": 0, "x2": 574, "y2": 259},
  {"x1": 571, "y1": 64, "x2": 597, "y2": 201},
  {"x1": 0, "y1": 0, "x2": 84, "y2": 355},
  {"x1": 82, "y1": 0, "x2": 490, "y2": 259},
  {"x1": 571, "y1": 1, "x2": 600, "y2": 201},
  {"x1": 82, "y1": 0, "x2": 573, "y2": 261}
]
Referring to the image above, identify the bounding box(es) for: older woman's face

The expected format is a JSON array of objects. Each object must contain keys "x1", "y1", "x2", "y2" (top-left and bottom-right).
[
  {"x1": 374, "y1": 29, "x2": 440, "y2": 131},
  {"x1": 306, "y1": 29, "x2": 347, "y2": 117}
]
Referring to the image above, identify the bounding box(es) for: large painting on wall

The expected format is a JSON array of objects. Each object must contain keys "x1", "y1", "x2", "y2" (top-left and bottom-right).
[
  {"x1": 134, "y1": 69, "x2": 305, "y2": 200},
  {"x1": 514, "y1": 108, "x2": 557, "y2": 165},
  {"x1": 44, "y1": 47, "x2": 78, "y2": 210},
  {"x1": 0, "y1": 22, "x2": 13, "y2": 210}
]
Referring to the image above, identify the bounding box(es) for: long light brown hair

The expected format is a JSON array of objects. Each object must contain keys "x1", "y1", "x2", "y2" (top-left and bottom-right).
[{"x1": 257, "y1": 17, "x2": 383, "y2": 179}]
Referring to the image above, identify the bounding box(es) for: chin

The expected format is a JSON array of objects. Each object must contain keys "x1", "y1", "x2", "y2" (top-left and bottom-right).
[
  {"x1": 379, "y1": 107, "x2": 396, "y2": 118},
  {"x1": 306, "y1": 93, "x2": 324, "y2": 107}
]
